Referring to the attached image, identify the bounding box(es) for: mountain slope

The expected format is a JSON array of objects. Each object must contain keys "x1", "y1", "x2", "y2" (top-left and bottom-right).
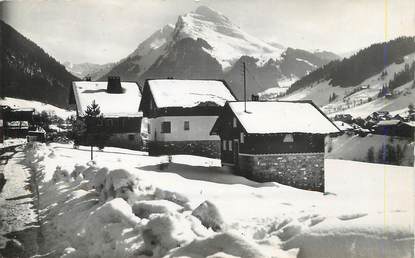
[
  {"x1": 102, "y1": 6, "x2": 335, "y2": 99},
  {"x1": 1, "y1": 20, "x2": 79, "y2": 108},
  {"x1": 101, "y1": 24, "x2": 174, "y2": 81},
  {"x1": 64, "y1": 62, "x2": 115, "y2": 80},
  {"x1": 278, "y1": 37, "x2": 415, "y2": 118},
  {"x1": 286, "y1": 36, "x2": 415, "y2": 95}
]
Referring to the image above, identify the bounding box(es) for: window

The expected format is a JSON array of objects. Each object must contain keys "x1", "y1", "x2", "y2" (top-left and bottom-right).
[
  {"x1": 161, "y1": 121, "x2": 171, "y2": 133},
  {"x1": 283, "y1": 134, "x2": 294, "y2": 143},
  {"x1": 222, "y1": 140, "x2": 227, "y2": 151},
  {"x1": 228, "y1": 140, "x2": 233, "y2": 151},
  {"x1": 233, "y1": 117, "x2": 237, "y2": 128},
  {"x1": 147, "y1": 123, "x2": 151, "y2": 134},
  {"x1": 128, "y1": 134, "x2": 135, "y2": 141},
  {"x1": 240, "y1": 132, "x2": 245, "y2": 143},
  {"x1": 184, "y1": 121, "x2": 190, "y2": 131}
]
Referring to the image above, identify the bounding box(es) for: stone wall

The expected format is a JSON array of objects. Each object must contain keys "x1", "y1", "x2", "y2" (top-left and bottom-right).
[
  {"x1": 107, "y1": 133, "x2": 142, "y2": 150},
  {"x1": 76, "y1": 133, "x2": 143, "y2": 150},
  {"x1": 238, "y1": 153, "x2": 325, "y2": 192},
  {"x1": 148, "y1": 140, "x2": 220, "y2": 158}
]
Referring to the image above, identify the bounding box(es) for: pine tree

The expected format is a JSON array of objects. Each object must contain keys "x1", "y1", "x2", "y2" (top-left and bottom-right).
[
  {"x1": 408, "y1": 103, "x2": 414, "y2": 113},
  {"x1": 396, "y1": 145, "x2": 403, "y2": 164},
  {"x1": 386, "y1": 144, "x2": 397, "y2": 164},
  {"x1": 84, "y1": 100, "x2": 109, "y2": 155},
  {"x1": 367, "y1": 146, "x2": 375, "y2": 163},
  {"x1": 85, "y1": 100, "x2": 101, "y2": 117}
]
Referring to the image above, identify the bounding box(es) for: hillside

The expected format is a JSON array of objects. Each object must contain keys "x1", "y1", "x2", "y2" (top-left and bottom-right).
[
  {"x1": 0, "y1": 20, "x2": 79, "y2": 108},
  {"x1": 101, "y1": 6, "x2": 338, "y2": 99},
  {"x1": 276, "y1": 37, "x2": 415, "y2": 118},
  {"x1": 286, "y1": 36, "x2": 415, "y2": 95}
]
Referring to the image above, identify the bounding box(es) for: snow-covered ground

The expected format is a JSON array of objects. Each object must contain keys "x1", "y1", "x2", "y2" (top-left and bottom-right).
[
  {"x1": 20, "y1": 142, "x2": 414, "y2": 258},
  {"x1": 0, "y1": 138, "x2": 26, "y2": 150},
  {"x1": 0, "y1": 97, "x2": 74, "y2": 119},
  {"x1": 281, "y1": 53, "x2": 415, "y2": 118},
  {"x1": 326, "y1": 134, "x2": 414, "y2": 166}
]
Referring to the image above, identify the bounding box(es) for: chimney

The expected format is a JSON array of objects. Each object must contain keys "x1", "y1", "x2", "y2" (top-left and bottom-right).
[{"x1": 107, "y1": 76, "x2": 123, "y2": 93}]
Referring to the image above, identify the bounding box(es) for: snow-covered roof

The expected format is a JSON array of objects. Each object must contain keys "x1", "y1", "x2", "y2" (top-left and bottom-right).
[
  {"x1": 228, "y1": 101, "x2": 340, "y2": 134},
  {"x1": 73, "y1": 81, "x2": 142, "y2": 117},
  {"x1": 376, "y1": 120, "x2": 401, "y2": 126},
  {"x1": 403, "y1": 121, "x2": 415, "y2": 127},
  {"x1": 148, "y1": 79, "x2": 236, "y2": 108}
]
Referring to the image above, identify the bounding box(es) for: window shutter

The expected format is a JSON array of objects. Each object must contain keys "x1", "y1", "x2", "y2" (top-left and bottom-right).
[
  {"x1": 184, "y1": 121, "x2": 190, "y2": 131},
  {"x1": 161, "y1": 121, "x2": 171, "y2": 133}
]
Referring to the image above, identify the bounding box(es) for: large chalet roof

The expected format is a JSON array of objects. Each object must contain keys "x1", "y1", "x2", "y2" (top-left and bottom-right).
[
  {"x1": 72, "y1": 81, "x2": 142, "y2": 117},
  {"x1": 213, "y1": 101, "x2": 341, "y2": 135},
  {"x1": 145, "y1": 79, "x2": 236, "y2": 108}
]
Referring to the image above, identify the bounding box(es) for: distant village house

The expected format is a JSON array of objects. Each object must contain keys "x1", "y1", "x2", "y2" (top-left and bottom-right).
[
  {"x1": 139, "y1": 79, "x2": 236, "y2": 158},
  {"x1": 0, "y1": 106, "x2": 34, "y2": 139},
  {"x1": 210, "y1": 100, "x2": 340, "y2": 192},
  {"x1": 374, "y1": 120, "x2": 415, "y2": 138},
  {"x1": 70, "y1": 76, "x2": 143, "y2": 150}
]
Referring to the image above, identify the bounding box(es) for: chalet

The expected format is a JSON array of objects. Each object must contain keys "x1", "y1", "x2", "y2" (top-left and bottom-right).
[
  {"x1": 71, "y1": 77, "x2": 143, "y2": 149},
  {"x1": 210, "y1": 100, "x2": 340, "y2": 192},
  {"x1": 392, "y1": 114, "x2": 405, "y2": 121},
  {"x1": 334, "y1": 114, "x2": 353, "y2": 123},
  {"x1": 0, "y1": 106, "x2": 34, "y2": 138},
  {"x1": 374, "y1": 120, "x2": 415, "y2": 138},
  {"x1": 139, "y1": 79, "x2": 236, "y2": 158},
  {"x1": 367, "y1": 111, "x2": 391, "y2": 122}
]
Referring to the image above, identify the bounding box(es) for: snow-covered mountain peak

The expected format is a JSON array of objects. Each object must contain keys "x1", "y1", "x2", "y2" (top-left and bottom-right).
[
  {"x1": 193, "y1": 5, "x2": 231, "y2": 26},
  {"x1": 173, "y1": 6, "x2": 285, "y2": 70},
  {"x1": 129, "y1": 23, "x2": 174, "y2": 59}
]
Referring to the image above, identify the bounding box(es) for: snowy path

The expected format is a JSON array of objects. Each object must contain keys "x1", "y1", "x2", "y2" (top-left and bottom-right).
[{"x1": 0, "y1": 147, "x2": 40, "y2": 257}]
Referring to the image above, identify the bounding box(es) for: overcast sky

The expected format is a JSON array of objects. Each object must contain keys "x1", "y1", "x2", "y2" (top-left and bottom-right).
[{"x1": 1, "y1": 0, "x2": 414, "y2": 64}]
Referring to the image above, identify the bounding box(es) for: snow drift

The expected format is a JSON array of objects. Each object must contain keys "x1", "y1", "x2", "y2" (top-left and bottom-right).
[{"x1": 22, "y1": 143, "x2": 414, "y2": 258}]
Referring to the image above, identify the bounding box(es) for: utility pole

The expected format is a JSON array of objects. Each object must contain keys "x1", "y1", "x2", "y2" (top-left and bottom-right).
[{"x1": 243, "y1": 61, "x2": 247, "y2": 112}]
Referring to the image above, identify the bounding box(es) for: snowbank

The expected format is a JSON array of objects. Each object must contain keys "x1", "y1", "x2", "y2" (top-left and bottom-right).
[
  {"x1": 283, "y1": 212, "x2": 414, "y2": 258},
  {"x1": 22, "y1": 143, "x2": 414, "y2": 258}
]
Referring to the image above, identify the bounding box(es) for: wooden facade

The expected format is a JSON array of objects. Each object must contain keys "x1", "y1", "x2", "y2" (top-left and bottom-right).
[
  {"x1": 71, "y1": 77, "x2": 143, "y2": 150},
  {"x1": 139, "y1": 79, "x2": 236, "y2": 158},
  {"x1": 211, "y1": 101, "x2": 340, "y2": 192},
  {"x1": 0, "y1": 106, "x2": 34, "y2": 139},
  {"x1": 374, "y1": 121, "x2": 415, "y2": 139}
]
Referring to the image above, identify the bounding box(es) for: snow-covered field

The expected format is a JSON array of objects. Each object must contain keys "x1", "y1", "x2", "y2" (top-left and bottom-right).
[
  {"x1": 326, "y1": 134, "x2": 415, "y2": 166},
  {"x1": 23, "y1": 143, "x2": 414, "y2": 258},
  {"x1": 280, "y1": 53, "x2": 415, "y2": 118}
]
